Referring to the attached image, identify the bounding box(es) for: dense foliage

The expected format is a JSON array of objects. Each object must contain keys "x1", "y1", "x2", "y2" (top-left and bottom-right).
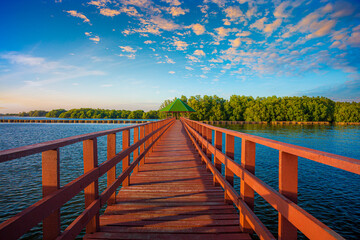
[
  {"x1": 18, "y1": 110, "x2": 48, "y2": 117},
  {"x1": 6, "y1": 95, "x2": 360, "y2": 122},
  {"x1": 162, "y1": 95, "x2": 360, "y2": 123}
]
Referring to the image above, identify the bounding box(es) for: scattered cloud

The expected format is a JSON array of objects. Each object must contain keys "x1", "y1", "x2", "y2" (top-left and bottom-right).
[
  {"x1": 66, "y1": 10, "x2": 91, "y2": 24},
  {"x1": 190, "y1": 23, "x2": 206, "y2": 35},
  {"x1": 194, "y1": 50, "x2": 205, "y2": 56},
  {"x1": 173, "y1": 40, "x2": 188, "y2": 50},
  {"x1": 224, "y1": 6, "x2": 244, "y2": 21},
  {"x1": 169, "y1": 71, "x2": 175, "y2": 74},
  {"x1": 119, "y1": 46, "x2": 136, "y2": 53},
  {"x1": 100, "y1": 8, "x2": 121, "y2": 17},
  {"x1": 101, "y1": 84, "x2": 113, "y2": 87}
]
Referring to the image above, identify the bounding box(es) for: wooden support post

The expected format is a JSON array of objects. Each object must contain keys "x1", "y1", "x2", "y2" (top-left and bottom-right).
[
  {"x1": 240, "y1": 139, "x2": 255, "y2": 233},
  {"x1": 145, "y1": 124, "x2": 150, "y2": 157},
  {"x1": 140, "y1": 125, "x2": 145, "y2": 165},
  {"x1": 214, "y1": 130, "x2": 222, "y2": 185},
  {"x1": 133, "y1": 127, "x2": 140, "y2": 173},
  {"x1": 206, "y1": 128, "x2": 212, "y2": 160},
  {"x1": 83, "y1": 139, "x2": 99, "y2": 234},
  {"x1": 225, "y1": 134, "x2": 235, "y2": 203},
  {"x1": 107, "y1": 134, "x2": 116, "y2": 205},
  {"x1": 122, "y1": 130, "x2": 130, "y2": 187},
  {"x1": 150, "y1": 123, "x2": 154, "y2": 152},
  {"x1": 42, "y1": 149, "x2": 60, "y2": 240},
  {"x1": 279, "y1": 151, "x2": 298, "y2": 240}
]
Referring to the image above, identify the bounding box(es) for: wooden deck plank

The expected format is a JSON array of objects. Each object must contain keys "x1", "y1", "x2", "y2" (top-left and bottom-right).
[{"x1": 84, "y1": 120, "x2": 250, "y2": 240}]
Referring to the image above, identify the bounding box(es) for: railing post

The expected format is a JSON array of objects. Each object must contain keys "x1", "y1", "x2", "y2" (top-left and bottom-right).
[
  {"x1": 225, "y1": 134, "x2": 235, "y2": 203},
  {"x1": 145, "y1": 124, "x2": 150, "y2": 157},
  {"x1": 122, "y1": 129, "x2": 130, "y2": 187},
  {"x1": 240, "y1": 139, "x2": 255, "y2": 233},
  {"x1": 279, "y1": 151, "x2": 298, "y2": 240},
  {"x1": 140, "y1": 125, "x2": 145, "y2": 165},
  {"x1": 83, "y1": 138, "x2": 99, "y2": 234},
  {"x1": 214, "y1": 130, "x2": 222, "y2": 185},
  {"x1": 206, "y1": 127, "x2": 212, "y2": 160},
  {"x1": 107, "y1": 134, "x2": 116, "y2": 205},
  {"x1": 133, "y1": 127, "x2": 140, "y2": 173},
  {"x1": 42, "y1": 149, "x2": 60, "y2": 240}
]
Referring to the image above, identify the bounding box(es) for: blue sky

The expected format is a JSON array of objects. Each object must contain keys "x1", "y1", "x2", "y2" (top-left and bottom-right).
[{"x1": 0, "y1": 0, "x2": 359, "y2": 113}]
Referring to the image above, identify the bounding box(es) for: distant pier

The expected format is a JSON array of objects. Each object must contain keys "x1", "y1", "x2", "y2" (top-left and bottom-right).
[{"x1": 0, "y1": 119, "x2": 150, "y2": 124}]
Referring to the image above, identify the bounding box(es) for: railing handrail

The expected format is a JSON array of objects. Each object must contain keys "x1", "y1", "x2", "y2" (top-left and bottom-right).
[
  {"x1": 0, "y1": 120, "x2": 160, "y2": 163},
  {"x1": 183, "y1": 118, "x2": 360, "y2": 175},
  {"x1": 182, "y1": 118, "x2": 345, "y2": 239},
  {"x1": 0, "y1": 118, "x2": 175, "y2": 239}
]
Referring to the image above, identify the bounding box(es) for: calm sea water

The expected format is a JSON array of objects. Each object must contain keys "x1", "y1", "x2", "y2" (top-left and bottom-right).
[
  {"x1": 215, "y1": 123, "x2": 360, "y2": 239},
  {"x1": 0, "y1": 123, "x2": 359, "y2": 239}
]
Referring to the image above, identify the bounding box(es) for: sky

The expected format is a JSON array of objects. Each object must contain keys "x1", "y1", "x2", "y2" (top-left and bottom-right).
[{"x1": 0, "y1": 0, "x2": 359, "y2": 113}]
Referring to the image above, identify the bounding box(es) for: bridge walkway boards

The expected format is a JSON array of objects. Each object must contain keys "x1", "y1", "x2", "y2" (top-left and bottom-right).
[{"x1": 84, "y1": 120, "x2": 251, "y2": 240}]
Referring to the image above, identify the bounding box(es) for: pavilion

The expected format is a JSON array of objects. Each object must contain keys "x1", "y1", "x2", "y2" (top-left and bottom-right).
[{"x1": 159, "y1": 99, "x2": 196, "y2": 119}]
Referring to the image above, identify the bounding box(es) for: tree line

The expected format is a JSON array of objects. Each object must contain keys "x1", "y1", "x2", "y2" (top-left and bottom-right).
[
  {"x1": 165, "y1": 95, "x2": 360, "y2": 123},
  {"x1": 8, "y1": 95, "x2": 360, "y2": 122}
]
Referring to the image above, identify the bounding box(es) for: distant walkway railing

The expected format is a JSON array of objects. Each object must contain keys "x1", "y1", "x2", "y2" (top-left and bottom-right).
[
  {"x1": 181, "y1": 117, "x2": 360, "y2": 240},
  {"x1": 0, "y1": 119, "x2": 151, "y2": 124},
  {"x1": 0, "y1": 118, "x2": 175, "y2": 239}
]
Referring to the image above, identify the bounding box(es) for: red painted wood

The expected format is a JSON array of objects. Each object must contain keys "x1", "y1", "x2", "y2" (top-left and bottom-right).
[
  {"x1": 83, "y1": 139, "x2": 100, "y2": 234},
  {"x1": 107, "y1": 134, "x2": 116, "y2": 205},
  {"x1": 122, "y1": 130, "x2": 130, "y2": 187},
  {"x1": 42, "y1": 149, "x2": 60, "y2": 240},
  {"x1": 84, "y1": 121, "x2": 250, "y2": 240}
]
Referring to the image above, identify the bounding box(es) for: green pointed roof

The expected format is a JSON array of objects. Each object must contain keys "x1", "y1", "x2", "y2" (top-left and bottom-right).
[{"x1": 159, "y1": 99, "x2": 196, "y2": 112}]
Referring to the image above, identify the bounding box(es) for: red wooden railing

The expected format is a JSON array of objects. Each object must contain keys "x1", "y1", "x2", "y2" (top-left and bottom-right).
[
  {"x1": 181, "y1": 117, "x2": 360, "y2": 240},
  {"x1": 0, "y1": 118, "x2": 175, "y2": 239}
]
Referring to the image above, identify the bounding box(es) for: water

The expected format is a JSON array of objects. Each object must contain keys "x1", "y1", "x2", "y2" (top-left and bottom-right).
[
  {"x1": 215, "y1": 123, "x2": 360, "y2": 240},
  {"x1": 0, "y1": 123, "x2": 359, "y2": 239},
  {"x1": 0, "y1": 123, "x2": 139, "y2": 239}
]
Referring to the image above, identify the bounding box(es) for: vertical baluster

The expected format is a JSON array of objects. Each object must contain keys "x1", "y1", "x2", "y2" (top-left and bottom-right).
[
  {"x1": 279, "y1": 151, "x2": 298, "y2": 240},
  {"x1": 225, "y1": 134, "x2": 235, "y2": 203},
  {"x1": 206, "y1": 127, "x2": 212, "y2": 159},
  {"x1": 214, "y1": 130, "x2": 222, "y2": 185},
  {"x1": 42, "y1": 149, "x2": 60, "y2": 240},
  {"x1": 122, "y1": 130, "x2": 130, "y2": 187},
  {"x1": 133, "y1": 127, "x2": 140, "y2": 173},
  {"x1": 145, "y1": 124, "x2": 150, "y2": 157},
  {"x1": 107, "y1": 134, "x2": 116, "y2": 205},
  {"x1": 240, "y1": 139, "x2": 255, "y2": 233},
  {"x1": 83, "y1": 139, "x2": 99, "y2": 233},
  {"x1": 140, "y1": 125, "x2": 145, "y2": 165}
]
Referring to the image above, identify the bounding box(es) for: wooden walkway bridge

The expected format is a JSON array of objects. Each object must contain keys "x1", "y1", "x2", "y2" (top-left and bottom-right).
[
  {"x1": 86, "y1": 121, "x2": 250, "y2": 239},
  {"x1": 0, "y1": 118, "x2": 359, "y2": 239}
]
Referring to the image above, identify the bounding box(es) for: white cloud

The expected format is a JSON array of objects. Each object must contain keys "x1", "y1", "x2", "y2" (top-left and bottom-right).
[
  {"x1": 119, "y1": 46, "x2": 137, "y2": 53},
  {"x1": 168, "y1": 7, "x2": 189, "y2": 16},
  {"x1": 144, "y1": 40, "x2": 155, "y2": 44},
  {"x1": 224, "y1": 6, "x2": 244, "y2": 21},
  {"x1": 101, "y1": 84, "x2": 113, "y2": 87},
  {"x1": 66, "y1": 10, "x2": 91, "y2": 24},
  {"x1": 185, "y1": 66, "x2": 194, "y2": 70},
  {"x1": 89, "y1": 36, "x2": 100, "y2": 43},
  {"x1": 250, "y1": 17, "x2": 267, "y2": 30},
  {"x1": 194, "y1": 50, "x2": 205, "y2": 56},
  {"x1": 190, "y1": 24, "x2": 206, "y2": 35},
  {"x1": 264, "y1": 19, "x2": 282, "y2": 35},
  {"x1": 100, "y1": 8, "x2": 121, "y2": 17},
  {"x1": 169, "y1": 71, "x2": 175, "y2": 74},
  {"x1": 173, "y1": 40, "x2": 188, "y2": 50},
  {"x1": 162, "y1": 0, "x2": 181, "y2": 6}
]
